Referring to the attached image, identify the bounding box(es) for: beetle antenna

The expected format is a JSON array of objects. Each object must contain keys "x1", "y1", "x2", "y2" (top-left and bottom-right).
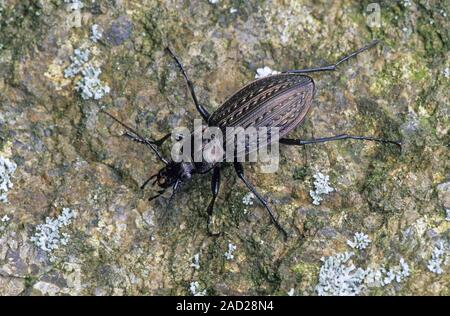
[
  {"x1": 334, "y1": 40, "x2": 379, "y2": 68},
  {"x1": 100, "y1": 109, "x2": 168, "y2": 165},
  {"x1": 283, "y1": 40, "x2": 380, "y2": 74}
]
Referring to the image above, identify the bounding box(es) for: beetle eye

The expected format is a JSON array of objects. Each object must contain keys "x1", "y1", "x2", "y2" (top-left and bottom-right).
[{"x1": 175, "y1": 134, "x2": 184, "y2": 141}]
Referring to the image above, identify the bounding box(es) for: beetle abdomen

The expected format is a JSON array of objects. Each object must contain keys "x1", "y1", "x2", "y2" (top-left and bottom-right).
[{"x1": 209, "y1": 74, "x2": 315, "y2": 138}]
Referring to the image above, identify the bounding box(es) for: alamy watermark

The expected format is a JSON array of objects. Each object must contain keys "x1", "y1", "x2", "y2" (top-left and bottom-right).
[
  {"x1": 170, "y1": 119, "x2": 280, "y2": 173},
  {"x1": 366, "y1": 3, "x2": 381, "y2": 28}
]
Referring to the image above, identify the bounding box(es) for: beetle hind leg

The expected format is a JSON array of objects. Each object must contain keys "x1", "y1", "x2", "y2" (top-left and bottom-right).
[
  {"x1": 280, "y1": 134, "x2": 401, "y2": 147},
  {"x1": 234, "y1": 162, "x2": 288, "y2": 241},
  {"x1": 206, "y1": 166, "x2": 223, "y2": 237}
]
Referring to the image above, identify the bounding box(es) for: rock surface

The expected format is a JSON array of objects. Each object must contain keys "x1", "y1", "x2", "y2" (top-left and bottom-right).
[{"x1": 0, "y1": 0, "x2": 448, "y2": 295}]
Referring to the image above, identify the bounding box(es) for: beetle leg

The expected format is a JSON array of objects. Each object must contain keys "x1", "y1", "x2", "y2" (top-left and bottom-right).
[
  {"x1": 206, "y1": 166, "x2": 222, "y2": 237},
  {"x1": 149, "y1": 189, "x2": 165, "y2": 201},
  {"x1": 151, "y1": 133, "x2": 172, "y2": 146},
  {"x1": 233, "y1": 162, "x2": 288, "y2": 241},
  {"x1": 280, "y1": 134, "x2": 401, "y2": 147},
  {"x1": 165, "y1": 47, "x2": 210, "y2": 122},
  {"x1": 141, "y1": 173, "x2": 158, "y2": 190},
  {"x1": 282, "y1": 40, "x2": 379, "y2": 74}
]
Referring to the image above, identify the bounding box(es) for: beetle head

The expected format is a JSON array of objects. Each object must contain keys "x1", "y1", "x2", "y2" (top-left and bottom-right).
[{"x1": 153, "y1": 161, "x2": 194, "y2": 189}]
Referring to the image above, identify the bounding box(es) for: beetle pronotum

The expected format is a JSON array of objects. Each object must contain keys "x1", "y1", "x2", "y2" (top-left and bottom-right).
[{"x1": 102, "y1": 40, "x2": 400, "y2": 240}]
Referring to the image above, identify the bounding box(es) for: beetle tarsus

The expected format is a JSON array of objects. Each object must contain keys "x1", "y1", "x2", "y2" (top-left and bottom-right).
[
  {"x1": 207, "y1": 223, "x2": 223, "y2": 237},
  {"x1": 280, "y1": 134, "x2": 402, "y2": 148},
  {"x1": 205, "y1": 166, "x2": 222, "y2": 237}
]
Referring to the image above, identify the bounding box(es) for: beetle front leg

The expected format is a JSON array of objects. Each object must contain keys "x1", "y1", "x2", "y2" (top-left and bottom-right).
[
  {"x1": 280, "y1": 134, "x2": 401, "y2": 147},
  {"x1": 165, "y1": 47, "x2": 210, "y2": 122},
  {"x1": 206, "y1": 166, "x2": 222, "y2": 236},
  {"x1": 233, "y1": 162, "x2": 288, "y2": 240}
]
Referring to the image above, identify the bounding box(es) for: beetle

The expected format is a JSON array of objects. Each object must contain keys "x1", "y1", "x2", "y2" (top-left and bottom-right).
[{"x1": 102, "y1": 40, "x2": 401, "y2": 240}]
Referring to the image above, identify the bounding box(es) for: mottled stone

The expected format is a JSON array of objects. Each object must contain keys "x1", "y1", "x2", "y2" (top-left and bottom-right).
[
  {"x1": 105, "y1": 16, "x2": 133, "y2": 46},
  {"x1": 436, "y1": 182, "x2": 450, "y2": 209},
  {"x1": 0, "y1": 275, "x2": 25, "y2": 296},
  {"x1": 0, "y1": 0, "x2": 448, "y2": 296}
]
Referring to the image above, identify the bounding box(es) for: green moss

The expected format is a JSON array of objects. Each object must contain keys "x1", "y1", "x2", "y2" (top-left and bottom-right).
[
  {"x1": 303, "y1": 212, "x2": 327, "y2": 233},
  {"x1": 293, "y1": 166, "x2": 309, "y2": 181},
  {"x1": 24, "y1": 274, "x2": 39, "y2": 290},
  {"x1": 0, "y1": 1, "x2": 47, "y2": 60},
  {"x1": 370, "y1": 54, "x2": 431, "y2": 98},
  {"x1": 138, "y1": 12, "x2": 164, "y2": 55},
  {"x1": 360, "y1": 161, "x2": 396, "y2": 213},
  {"x1": 416, "y1": 17, "x2": 446, "y2": 58},
  {"x1": 0, "y1": 126, "x2": 8, "y2": 152},
  {"x1": 411, "y1": 66, "x2": 429, "y2": 83},
  {"x1": 134, "y1": 5, "x2": 179, "y2": 58},
  {"x1": 244, "y1": 240, "x2": 283, "y2": 295},
  {"x1": 292, "y1": 261, "x2": 319, "y2": 284}
]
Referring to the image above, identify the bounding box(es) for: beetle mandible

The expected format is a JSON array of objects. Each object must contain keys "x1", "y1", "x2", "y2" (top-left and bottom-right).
[{"x1": 102, "y1": 40, "x2": 401, "y2": 240}]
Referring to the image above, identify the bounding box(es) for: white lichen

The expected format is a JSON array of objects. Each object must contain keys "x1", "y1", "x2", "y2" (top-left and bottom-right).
[
  {"x1": 443, "y1": 67, "x2": 449, "y2": 79},
  {"x1": 309, "y1": 172, "x2": 334, "y2": 205},
  {"x1": 230, "y1": 8, "x2": 237, "y2": 14},
  {"x1": 287, "y1": 288, "x2": 295, "y2": 296},
  {"x1": 402, "y1": 0, "x2": 412, "y2": 7},
  {"x1": 224, "y1": 242, "x2": 237, "y2": 260},
  {"x1": 30, "y1": 208, "x2": 76, "y2": 261},
  {"x1": 64, "y1": 0, "x2": 84, "y2": 11},
  {"x1": 381, "y1": 258, "x2": 410, "y2": 285},
  {"x1": 316, "y1": 252, "x2": 411, "y2": 296},
  {"x1": 189, "y1": 281, "x2": 207, "y2": 296},
  {"x1": 64, "y1": 44, "x2": 110, "y2": 100},
  {"x1": 242, "y1": 192, "x2": 255, "y2": 206},
  {"x1": 208, "y1": 0, "x2": 220, "y2": 4},
  {"x1": 191, "y1": 253, "x2": 200, "y2": 270},
  {"x1": 255, "y1": 66, "x2": 280, "y2": 79},
  {"x1": 90, "y1": 24, "x2": 103, "y2": 43},
  {"x1": 1, "y1": 215, "x2": 10, "y2": 222},
  {"x1": 347, "y1": 232, "x2": 371, "y2": 250},
  {"x1": 75, "y1": 64, "x2": 110, "y2": 100},
  {"x1": 427, "y1": 241, "x2": 448, "y2": 275},
  {"x1": 445, "y1": 209, "x2": 450, "y2": 222},
  {"x1": 64, "y1": 48, "x2": 90, "y2": 78},
  {"x1": 0, "y1": 157, "x2": 17, "y2": 203},
  {"x1": 364, "y1": 267, "x2": 385, "y2": 287},
  {"x1": 316, "y1": 252, "x2": 366, "y2": 296}
]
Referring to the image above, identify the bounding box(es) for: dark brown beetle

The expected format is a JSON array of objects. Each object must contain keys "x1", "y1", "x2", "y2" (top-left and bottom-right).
[{"x1": 102, "y1": 40, "x2": 400, "y2": 240}]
